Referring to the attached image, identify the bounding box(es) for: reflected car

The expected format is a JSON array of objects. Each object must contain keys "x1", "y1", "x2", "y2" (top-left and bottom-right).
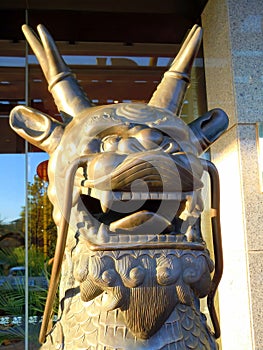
[{"x1": 0, "y1": 266, "x2": 48, "y2": 289}]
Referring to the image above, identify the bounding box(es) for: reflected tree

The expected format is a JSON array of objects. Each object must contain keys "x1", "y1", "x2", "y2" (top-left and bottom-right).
[{"x1": 20, "y1": 175, "x2": 56, "y2": 258}]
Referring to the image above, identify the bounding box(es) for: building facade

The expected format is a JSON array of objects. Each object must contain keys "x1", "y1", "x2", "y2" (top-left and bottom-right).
[{"x1": 202, "y1": 1, "x2": 263, "y2": 349}]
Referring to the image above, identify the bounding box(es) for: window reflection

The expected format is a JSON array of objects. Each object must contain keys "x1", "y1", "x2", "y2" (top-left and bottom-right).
[
  {"x1": 0, "y1": 38, "x2": 27, "y2": 346},
  {"x1": 0, "y1": 12, "x2": 207, "y2": 349}
]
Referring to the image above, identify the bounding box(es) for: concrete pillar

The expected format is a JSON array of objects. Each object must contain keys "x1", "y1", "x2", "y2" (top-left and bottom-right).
[{"x1": 202, "y1": 0, "x2": 263, "y2": 349}]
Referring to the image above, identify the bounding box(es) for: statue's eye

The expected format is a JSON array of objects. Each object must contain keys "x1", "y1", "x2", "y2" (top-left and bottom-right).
[
  {"x1": 101, "y1": 135, "x2": 121, "y2": 152},
  {"x1": 161, "y1": 138, "x2": 181, "y2": 153},
  {"x1": 80, "y1": 138, "x2": 101, "y2": 154}
]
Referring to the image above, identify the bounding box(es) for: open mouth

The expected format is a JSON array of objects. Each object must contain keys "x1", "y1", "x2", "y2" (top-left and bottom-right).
[{"x1": 74, "y1": 151, "x2": 204, "y2": 250}]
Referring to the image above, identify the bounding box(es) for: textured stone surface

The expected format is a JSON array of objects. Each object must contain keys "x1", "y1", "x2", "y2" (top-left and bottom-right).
[
  {"x1": 202, "y1": 0, "x2": 263, "y2": 348},
  {"x1": 238, "y1": 124, "x2": 263, "y2": 251},
  {"x1": 210, "y1": 126, "x2": 253, "y2": 350},
  {"x1": 227, "y1": 0, "x2": 263, "y2": 123},
  {"x1": 202, "y1": 0, "x2": 237, "y2": 127},
  {"x1": 249, "y1": 251, "x2": 263, "y2": 350}
]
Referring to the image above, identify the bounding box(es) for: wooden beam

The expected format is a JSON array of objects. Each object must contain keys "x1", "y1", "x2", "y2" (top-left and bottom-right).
[{"x1": 0, "y1": 40, "x2": 180, "y2": 57}]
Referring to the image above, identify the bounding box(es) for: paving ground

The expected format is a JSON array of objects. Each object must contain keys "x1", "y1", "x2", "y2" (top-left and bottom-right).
[
  {"x1": 0, "y1": 341, "x2": 24, "y2": 349},
  {"x1": 0, "y1": 341, "x2": 39, "y2": 349}
]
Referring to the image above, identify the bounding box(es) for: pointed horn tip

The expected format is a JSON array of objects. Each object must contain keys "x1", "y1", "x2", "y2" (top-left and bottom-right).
[
  {"x1": 196, "y1": 26, "x2": 203, "y2": 39},
  {"x1": 37, "y1": 24, "x2": 49, "y2": 35},
  {"x1": 195, "y1": 24, "x2": 202, "y2": 32},
  {"x1": 186, "y1": 25, "x2": 203, "y2": 47},
  {"x1": 184, "y1": 24, "x2": 202, "y2": 43},
  {"x1": 189, "y1": 25, "x2": 203, "y2": 45},
  {"x1": 21, "y1": 24, "x2": 30, "y2": 33},
  {"x1": 21, "y1": 24, "x2": 39, "y2": 40},
  {"x1": 193, "y1": 23, "x2": 202, "y2": 31},
  {"x1": 168, "y1": 26, "x2": 203, "y2": 73},
  {"x1": 37, "y1": 24, "x2": 45, "y2": 30}
]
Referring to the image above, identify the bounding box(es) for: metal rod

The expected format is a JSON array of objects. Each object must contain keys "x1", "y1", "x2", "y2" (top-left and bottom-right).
[
  {"x1": 24, "y1": 8, "x2": 29, "y2": 350},
  {"x1": 39, "y1": 156, "x2": 91, "y2": 344},
  {"x1": 202, "y1": 159, "x2": 223, "y2": 339}
]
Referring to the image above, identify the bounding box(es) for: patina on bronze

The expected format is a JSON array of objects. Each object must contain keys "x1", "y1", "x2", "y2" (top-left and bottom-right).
[{"x1": 10, "y1": 24, "x2": 228, "y2": 349}]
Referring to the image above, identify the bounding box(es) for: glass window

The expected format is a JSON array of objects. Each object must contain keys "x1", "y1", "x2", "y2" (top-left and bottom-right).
[
  {"x1": 0, "y1": 9, "x2": 208, "y2": 349},
  {"x1": 0, "y1": 24, "x2": 27, "y2": 349}
]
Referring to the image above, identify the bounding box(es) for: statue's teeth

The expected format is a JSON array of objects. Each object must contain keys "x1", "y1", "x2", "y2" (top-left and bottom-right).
[
  {"x1": 100, "y1": 191, "x2": 113, "y2": 211},
  {"x1": 97, "y1": 224, "x2": 110, "y2": 243},
  {"x1": 186, "y1": 192, "x2": 197, "y2": 213},
  {"x1": 81, "y1": 186, "x2": 186, "y2": 202},
  {"x1": 101, "y1": 202, "x2": 109, "y2": 213},
  {"x1": 79, "y1": 224, "x2": 110, "y2": 244}
]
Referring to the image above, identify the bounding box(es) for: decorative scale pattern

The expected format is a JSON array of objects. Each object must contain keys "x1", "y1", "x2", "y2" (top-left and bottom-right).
[
  {"x1": 41, "y1": 249, "x2": 217, "y2": 350},
  {"x1": 41, "y1": 300, "x2": 217, "y2": 349}
]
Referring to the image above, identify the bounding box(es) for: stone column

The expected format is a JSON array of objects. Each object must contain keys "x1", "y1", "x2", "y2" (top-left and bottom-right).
[{"x1": 202, "y1": 0, "x2": 263, "y2": 349}]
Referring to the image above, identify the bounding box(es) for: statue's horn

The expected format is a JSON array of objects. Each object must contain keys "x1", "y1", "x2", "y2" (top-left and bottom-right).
[{"x1": 148, "y1": 25, "x2": 202, "y2": 115}]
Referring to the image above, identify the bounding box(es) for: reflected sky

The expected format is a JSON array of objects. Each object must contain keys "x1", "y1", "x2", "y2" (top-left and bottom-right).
[{"x1": 0, "y1": 152, "x2": 48, "y2": 223}]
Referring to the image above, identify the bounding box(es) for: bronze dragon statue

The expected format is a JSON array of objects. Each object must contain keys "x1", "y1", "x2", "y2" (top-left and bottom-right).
[{"x1": 9, "y1": 24, "x2": 228, "y2": 349}]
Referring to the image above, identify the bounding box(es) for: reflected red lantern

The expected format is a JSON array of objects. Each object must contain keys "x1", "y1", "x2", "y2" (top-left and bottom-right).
[{"x1": 37, "y1": 160, "x2": 49, "y2": 182}]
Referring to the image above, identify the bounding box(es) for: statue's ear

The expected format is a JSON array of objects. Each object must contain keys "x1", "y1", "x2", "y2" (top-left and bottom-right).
[
  {"x1": 10, "y1": 106, "x2": 64, "y2": 154},
  {"x1": 188, "y1": 108, "x2": 229, "y2": 154}
]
